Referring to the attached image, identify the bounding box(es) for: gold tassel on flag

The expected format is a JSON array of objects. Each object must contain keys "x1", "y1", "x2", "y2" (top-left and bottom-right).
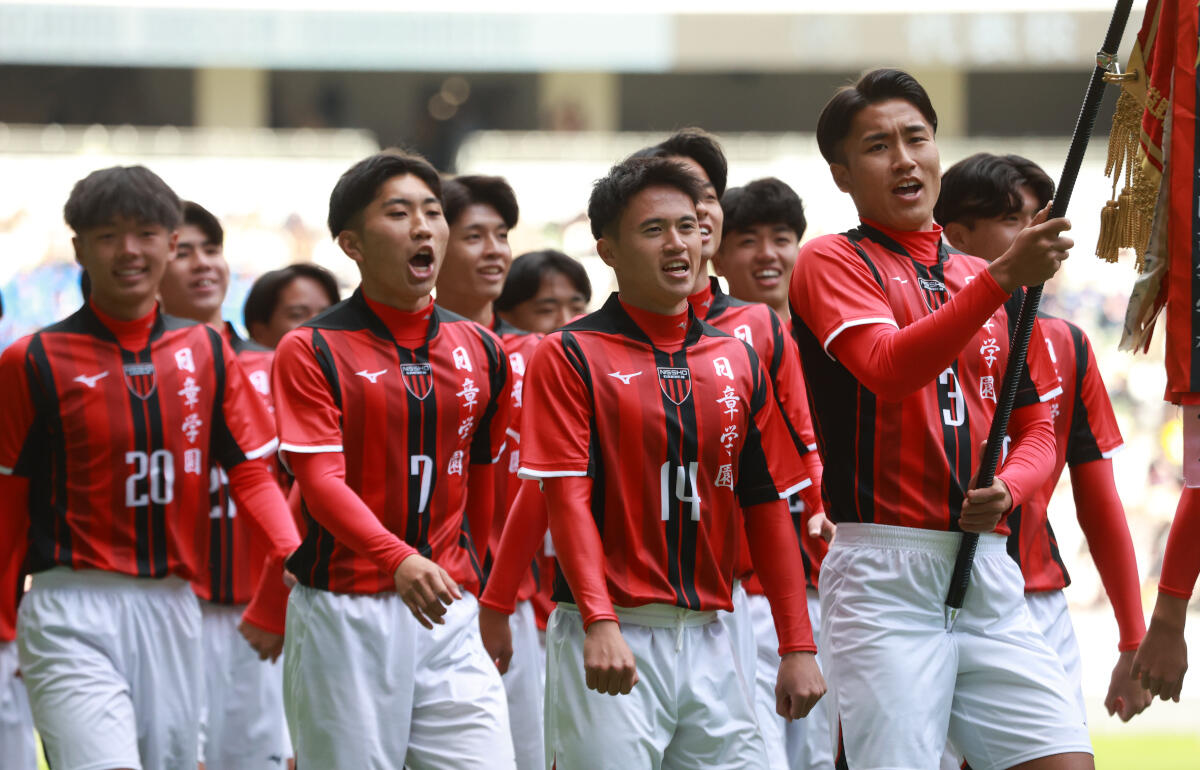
[{"x1": 1096, "y1": 84, "x2": 1145, "y2": 264}]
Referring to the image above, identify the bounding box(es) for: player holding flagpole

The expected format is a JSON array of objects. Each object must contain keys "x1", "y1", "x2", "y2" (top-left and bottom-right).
[
  {"x1": 519, "y1": 155, "x2": 824, "y2": 768},
  {"x1": 790, "y1": 69, "x2": 1093, "y2": 769},
  {"x1": 272, "y1": 150, "x2": 516, "y2": 769}
]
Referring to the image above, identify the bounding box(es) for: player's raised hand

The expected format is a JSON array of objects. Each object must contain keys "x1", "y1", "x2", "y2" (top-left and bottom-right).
[
  {"x1": 776, "y1": 651, "x2": 826, "y2": 720},
  {"x1": 393, "y1": 554, "x2": 462, "y2": 629},
  {"x1": 478, "y1": 605, "x2": 514, "y2": 673},
  {"x1": 238, "y1": 619, "x2": 285, "y2": 662},
  {"x1": 1132, "y1": 594, "x2": 1189, "y2": 702},
  {"x1": 583, "y1": 620, "x2": 639, "y2": 696},
  {"x1": 987, "y1": 202, "x2": 1072, "y2": 292},
  {"x1": 1105, "y1": 650, "x2": 1152, "y2": 721}
]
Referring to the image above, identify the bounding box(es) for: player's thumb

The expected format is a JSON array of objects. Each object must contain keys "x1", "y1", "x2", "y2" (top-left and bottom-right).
[{"x1": 1031, "y1": 201, "x2": 1052, "y2": 227}]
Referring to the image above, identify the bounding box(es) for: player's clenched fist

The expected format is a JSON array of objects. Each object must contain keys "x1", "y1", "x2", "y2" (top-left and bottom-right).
[
  {"x1": 393, "y1": 554, "x2": 463, "y2": 629},
  {"x1": 238, "y1": 620, "x2": 285, "y2": 663},
  {"x1": 583, "y1": 620, "x2": 639, "y2": 696},
  {"x1": 775, "y1": 651, "x2": 826, "y2": 720},
  {"x1": 987, "y1": 203, "x2": 1072, "y2": 292}
]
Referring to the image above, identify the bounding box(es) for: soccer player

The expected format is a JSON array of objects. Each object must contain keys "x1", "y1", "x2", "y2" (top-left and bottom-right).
[
  {"x1": 790, "y1": 69, "x2": 1092, "y2": 769},
  {"x1": 494, "y1": 249, "x2": 592, "y2": 335},
  {"x1": 157, "y1": 200, "x2": 295, "y2": 769},
  {"x1": 936, "y1": 153, "x2": 1150, "y2": 728},
  {"x1": 517, "y1": 155, "x2": 824, "y2": 767},
  {"x1": 436, "y1": 175, "x2": 519, "y2": 330},
  {"x1": 716, "y1": 176, "x2": 834, "y2": 770},
  {"x1": 243, "y1": 264, "x2": 341, "y2": 349},
  {"x1": 0, "y1": 166, "x2": 301, "y2": 770},
  {"x1": 272, "y1": 150, "x2": 516, "y2": 769}
]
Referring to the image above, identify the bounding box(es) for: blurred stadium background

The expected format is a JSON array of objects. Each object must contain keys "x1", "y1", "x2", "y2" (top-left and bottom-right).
[{"x1": 2, "y1": 1, "x2": 1197, "y2": 762}]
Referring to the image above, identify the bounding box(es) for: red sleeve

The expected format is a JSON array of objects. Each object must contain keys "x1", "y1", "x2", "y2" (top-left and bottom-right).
[
  {"x1": 1022, "y1": 318, "x2": 1064, "y2": 406},
  {"x1": 214, "y1": 340, "x2": 282, "y2": 468},
  {"x1": 288, "y1": 451, "x2": 417, "y2": 576},
  {"x1": 544, "y1": 475, "x2": 615, "y2": 628},
  {"x1": 1065, "y1": 332, "x2": 1124, "y2": 464},
  {"x1": 480, "y1": 478, "x2": 549, "y2": 615},
  {"x1": 0, "y1": 337, "x2": 37, "y2": 476},
  {"x1": 995, "y1": 401, "x2": 1055, "y2": 512},
  {"x1": 744, "y1": 498, "x2": 816, "y2": 654},
  {"x1": 769, "y1": 315, "x2": 818, "y2": 452},
  {"x1": 0, "y1": 474, "x2": 29, "y2": 642},
  {"x1": 516, "y1": 334, "x2": 591, "y2": 479},
  {"x1": 1069, "y1": 459, "x2": 1145, "y2": 651},
  {"x1": 735, "y1": 359, "x2": 812, "y2": 508},
  {"x1": 272, "y1": 329, "x2": 344, "y2": 455},
  {"x1": 226, "y1": 459, "x2": 301, "y2": 559},
  {"x1": 466, "y1": 466, "x2": 494, "y2": 565},
  {"x1": 240, "y1": 553, "x2": 291, "y2": 635},
  {"x1": 1159, "y1": 486, "x2": 1200, "y2": 600}
]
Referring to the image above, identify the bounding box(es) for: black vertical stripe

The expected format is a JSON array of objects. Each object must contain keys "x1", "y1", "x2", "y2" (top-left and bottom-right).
[
  {"x1": 469, "y1": 327, "x2": 508, "y2": 465},
  {"x1": 654, "y1": 347, "x2": 702, "y2": 610},
  {"x1": 206, "y1": 328, "x2": 235, "y2": 601},
  {"x1": 121, "y1": 348, "x2": 153, "y2": 577},
  {"x1": 24, "y1": 336, "x2": 70, "y2": 569},
  {"x1": 141, "y1": 346, "x2": 169, "y2": 578},
  {"x1": 1005, "y1": 506, "x2": 1024, "y2": 567},
  {"x1": 672, "y1": 347, "x2": 702, "y2": 610},
  {"x1": 1065, "y1": 323, "x2": 1104, "y2": 464},
  {"x1": 399, "y1": 344, "x2": 435, "y2": 558}
]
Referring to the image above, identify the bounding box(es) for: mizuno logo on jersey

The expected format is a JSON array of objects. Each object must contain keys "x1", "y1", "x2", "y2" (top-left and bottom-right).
[
  {"x1": 657, "y1": 367, "x2": 692, "y2": 405},
  {"x1": 608, "y1": 371, "x2": 642, "y2": 385},
  {"x1": 355, "y1": 369, "x2": 388, "y2": 383},
  {"x1": 122, "y1": 363, "x2": 156, "y2": 400},
  {"x1": 400, "y1": 363, "x2": 433, "y2": 399},
  {"x1": 74, "y1": 371, "x2": 110, "y2": 389}
]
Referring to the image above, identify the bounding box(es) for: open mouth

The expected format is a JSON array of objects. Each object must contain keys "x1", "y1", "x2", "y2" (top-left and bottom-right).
[
  {"x1": 114, "y1": 266, "x2": 148, "y2": 283},
  {"x1": 410, "y1": 247, "x2": 434, "y2": 269},
  {"x1": 893, "y1": 180, "x2": 923, "y2": 199},
  {"x1": 662, "y1": 259, "x2": 690, "y2": 277},
  {"x1": 699, "y1": 224, "x2": 712, "y2": 241}
]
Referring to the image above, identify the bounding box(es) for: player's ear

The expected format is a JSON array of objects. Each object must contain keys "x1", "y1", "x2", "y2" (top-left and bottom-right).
[
  {"x1": 71, "y1": 235, "x2": 83, "y2": 265},
  {"x1": 596, "y1": 236, "x2": 616, "y2": 268},
  {"x1": 829, "y1": 163, "x2": 852, "y2": 194},
  {"x1": 942, "y1": 221, "x2": 970, "y2": 252},
  {"x1": 337, "y1": 229, "x2": 364, "y2": 264}
]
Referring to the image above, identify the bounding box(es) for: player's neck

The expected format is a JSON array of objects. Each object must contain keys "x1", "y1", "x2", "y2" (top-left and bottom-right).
[
  {"x1": 360, "y1": 282, "x2": 432, "y2": 314},
  {"x1": 89, "y1": 297, "x2": 156, "y2": 351},
  {"x1": 90, "y1": 292, "x2": 155, "y2": 323},
  {"x1": 687, "y1": 278, "x2": 714, "y2": 316},
  {"x1": 861, "y1": 217, "x2": 943, "y2": 265},
  {"x1": 770, "y1": 301, "x2": 790, "y2": 320},
  {"x1": 435, "y1": 290, "x2": 493, "y2": 327},
  {"x1": 362, "y1": 292, "x2": 433, "y2": 348},
  {"x1": 619, "y1": 295, "x2": 689, "y2": 350}
]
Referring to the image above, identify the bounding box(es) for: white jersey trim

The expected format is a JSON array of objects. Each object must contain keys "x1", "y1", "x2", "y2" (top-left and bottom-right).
[
  {"x1": 1100, "y1": 443, "x2": 1125, "y2": 459},
  {"x1": 490, "y1": 441, "x2": 508, "y2": 465},
  {"x1": 806, "y1": 442, "x2": 818, "y2": 453},
  {"x1": 0, "y1": 464, "x2": 12, "y2": 475},
  {"x1": 1038, "y1": 386, "x2": 1064, "y2": 403},
  {"x1": 823, "y1": 317, "x2": 899, "y2": 355},
  {"x1": 505, "y1": 428, "x2": 521, "y2": 443},
  {"x1": 279, "y1": 442, "x2": 344, "y2": 454},
  {"x1": 778, "y1": 478, "x2": 813, "y2": 499},
  {"x1": 518, "y1": 467, "x2": 588, "y2": 480},
  {"x1": 244, "y1": 438, "x2": 280, "y2": 461}
]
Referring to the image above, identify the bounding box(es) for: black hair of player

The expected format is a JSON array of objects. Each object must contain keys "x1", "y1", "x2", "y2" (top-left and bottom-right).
[
  {"x1": 494, "y1": 250, "x2": 592, "y2": 312},
  {"x1": 182, "y1": 200, "x2": 224, "y2": 247},
  {"x1": 587, "y1": 157, "x2": 705, "y2": 241},
  {"x1": 80, "y1": 269, "x2": 91, "y2": 301},
  {"x1": 64, "y1": 165, "x2": 182, "y2": 234},
  {"x1": 933, "y1": 153, "x2": 1055, "y2": 228},
  {"x1": 631, "y1": 128, "x2": 728, "y2": 197},
  {"x1": 816, "y1": 68, "x2": 939, "y2": 165},
  {"x1": 720, "y1": 177, "x2": 807, "y2": 240},
  {"x1": 441, "y1": 175, "x2": 520, "y2": 230},
  {"x1": 327, "y1": 149, "x2": 442, "y2": 238},
  {"x1": 243, "y1": 263, "x2": 342, "y2": 330}
]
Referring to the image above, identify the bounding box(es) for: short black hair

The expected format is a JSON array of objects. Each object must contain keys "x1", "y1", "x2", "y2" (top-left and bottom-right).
[
  {"x1": 631, "y1": 128, "x2": 728, "y2": 197},
  {"x1": 816, "y1": 68, "x2": 938, "y2": 165},
  {"x1": 327, "y1": 149, "x2": 442, "y2": 238},
  {"x1": 934, "y1": 153, "x2": 1055, "y2": 228},
  {"x1": 64, "y1": 165, "x2": 182, "y2": 234},
  {"x1": 721, "y1": 177, "x2": 807, "y2": 240},
  {"x1": 494, "y1": 250, "x2": 592, "y2": 312},
  {"x1": 182, "y1": 200, "x2": 224, "y2": 247},
  {"x1": 442, "y1": 175, "x2": 519, "y2": 229},
  {"x1": 243, "y1": 263, "x2": 342, "y2": 330},
  {"x1": 588, "y1": 157, "x2": 704, "y2": 241}
]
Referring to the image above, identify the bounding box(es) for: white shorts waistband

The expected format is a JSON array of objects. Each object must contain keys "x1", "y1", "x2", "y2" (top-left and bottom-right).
[
  {"x1": 831, "y1": 523, "x2": 1009, "y2": 558},
  {"x1": 30, "y1": 566, "x2": 191, "y2": 594},
  {"x1": 557, "y1": 602, "x2": 718, "y2": 628}
]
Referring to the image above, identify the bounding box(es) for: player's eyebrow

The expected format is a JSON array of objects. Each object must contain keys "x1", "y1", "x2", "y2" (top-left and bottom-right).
[{"x1": 381, "y1": 196, "x2": 439, "y2": 208}]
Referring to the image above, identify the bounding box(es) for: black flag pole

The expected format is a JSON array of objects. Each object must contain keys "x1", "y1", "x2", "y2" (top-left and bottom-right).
[{"x1": 944, "y1": 0, "x2": 1136, "y2": 610}]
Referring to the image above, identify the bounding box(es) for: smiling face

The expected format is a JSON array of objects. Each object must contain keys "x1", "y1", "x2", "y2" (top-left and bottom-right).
[
  {"x1": 712, "y1": 222, "x2": 799, "y2": 313},
  {"x1": 158, "y1": 223, "x2": 230, "y2": 325},
  {"x1": 498, "y1": 269, "x2": 589, "y2": 334},
  {"x1": 597, "y1": 184, "x2": 701, "y2": 315},
  {"x1": 337, "y1": 173, "x2": 448, "y2": 311},
  {"x1": 74, "y1": 215, "x2": 177, "y2": 321},
  {"x1": 440, "y1": 202, "x2": 513, "y2": 304},
  {"x1": 831, "y1": 98, "x2": 940, "y2": 232},
  {"x1": 668, "y1": 155, "x2": 723, "y2": 264}
]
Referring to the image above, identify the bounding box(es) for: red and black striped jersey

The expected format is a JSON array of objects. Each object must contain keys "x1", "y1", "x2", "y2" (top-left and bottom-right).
[
  {"x1": 274, "y1": 290, "x2": 511, "y2": 595},
  {"x1": 691, "y1": 279, "x2": 825, "y2": 589},
  {"x1": 488, "y1": 317, "x2": 544, "y2": 603},
  {"x1": 1008, "y1": 316, "x2": 1123, "y2": 591},
  {"x1": 0, "y1": 305, "x2": 279, "y2": 580},
  {"x1": 790, "y1": 223, "x2": 1060, "y2": 533},
  {"x1": 518, "y1": 294, "x2": 811, "y2": 612},
  {"x1": 191, "y1": 324, "x2": 279, "y2": 605}
]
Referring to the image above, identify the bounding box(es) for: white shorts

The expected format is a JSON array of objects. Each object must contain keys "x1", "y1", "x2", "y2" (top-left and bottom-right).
[
  {"x1": 504, "y1": 599, "x2": 545, "y2": 770},
  {"x1": 819, "y1": 524, "x2": 1091, "y2": 770},
  {"x1": 745, "y1": 590, "x2": 835, "y2": 770},
  {"x1": 283, "y1": 585, "x2": 514, "y2": 770},
  {"x1": 199, "y1": 601, "x2": 291, "y2": 770},
  {"x1": 17, "y1": 568, "x2": 203, "y2": 770},
  {"x1": 546, "y1": 602, "x2": 769, "y2": 769},
  {"x1": 0, "y1": 639, "x2": 37, "y2": 770},
  {"x1": 719, "y1": 581, "x2": 758, "y2": 716},
  {"x1": 1025, "y1": 590, "x2": 1086, "y2": 724}
]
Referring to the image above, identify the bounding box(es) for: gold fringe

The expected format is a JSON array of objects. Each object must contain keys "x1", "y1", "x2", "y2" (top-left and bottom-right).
[
  {"x1": 1096, "y1": 86, "x2": 1154, "y2": 267},
  {"x1": 1096, "y1": 199, "x2": 1121, "y2": 262}
]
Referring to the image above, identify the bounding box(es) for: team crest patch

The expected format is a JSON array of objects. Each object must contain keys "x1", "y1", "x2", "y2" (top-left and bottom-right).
[
  {"x1": 400, "y1": 363, "x2": 433, "y2": 400},
  {"x1": 657, "y1": 367, "x2": 692, "y2": 405},
  {"x1": 122, "y1": 362, "x2": 157, "y2": 400}
]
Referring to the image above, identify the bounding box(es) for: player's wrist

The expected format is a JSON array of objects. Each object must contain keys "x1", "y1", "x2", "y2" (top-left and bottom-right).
[
  {"x1": 477, "y1": 597, "x2": 514, "y2": 616},
  {"x1": 1150, "y1": 592, "x2": 1190, "y2": 630},
  {"x1": 985, "y1": 257, "x2": 1019, "y2": 294}
]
